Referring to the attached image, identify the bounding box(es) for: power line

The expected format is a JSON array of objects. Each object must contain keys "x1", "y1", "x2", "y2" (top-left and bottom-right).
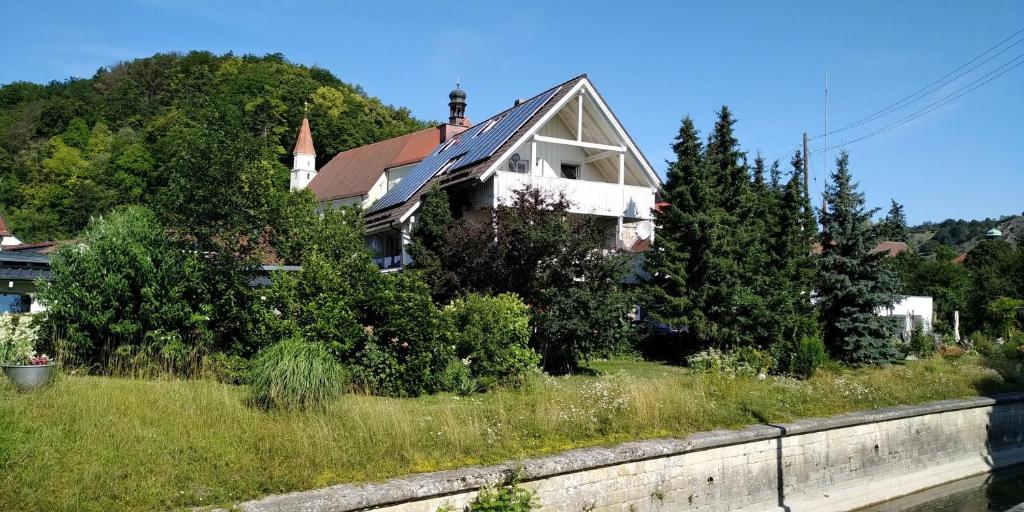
[
  {"x1": 811, "y1": 53, "x2": 1024, "y2": 154},
  {"x1": 810, "y1": 27, "x2": 1024, "y2": 141}
]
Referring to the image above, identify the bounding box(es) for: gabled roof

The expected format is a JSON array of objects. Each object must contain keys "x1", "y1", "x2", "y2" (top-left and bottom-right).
[
  {"x1": 293, "y1": 117, "x2": 315, "y2": 156},
  {"x1": 308, "y1": 126, "x2": 442, "y2": 203},
  {"x1": 0, "y1": 213, "x2": 11, "y2": 237},
  {"x1": 364, "y1": 75, "x2": 586, "y2": 230},
  {"x1": 363, "y1": 74, "x2": 661, "y2": 231}
]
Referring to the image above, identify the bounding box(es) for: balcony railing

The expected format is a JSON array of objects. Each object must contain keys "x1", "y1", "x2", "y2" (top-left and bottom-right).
[{"x1": 494, "y1": 171, "x2": 656, "y2": 219}]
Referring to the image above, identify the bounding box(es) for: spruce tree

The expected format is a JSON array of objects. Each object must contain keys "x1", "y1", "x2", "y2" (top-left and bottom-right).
[
  {"x1": 644, "y1": 117, "x2": 705, "y2": 340},
  {"x1": 878, "y1": 199, "x2": 909, "y2": 242},
  {"x1": 816, "y1": 151, "x2": 900, "y2": 364},
  {"x1": 764, "y1": 152, "x2": 818, "y2": 352}
]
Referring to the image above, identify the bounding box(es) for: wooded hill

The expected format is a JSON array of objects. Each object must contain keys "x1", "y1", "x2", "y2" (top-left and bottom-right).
[
  {"x1": 0, "y1": 51, "x2": 430, "y2": 243},
  {"x1": 910, "y1": 214, "x2": 1023, "y2": 254}
]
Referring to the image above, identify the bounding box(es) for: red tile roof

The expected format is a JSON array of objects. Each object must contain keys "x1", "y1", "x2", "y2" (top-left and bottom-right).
[
  {"x1": 293, "y1": 117, "x2": 315, "y2": 156},
  {"x1": 309, "y1": 126, "x2": 443, "y2": 203},
  {"x1": 811, "y1": 240, "x2": 909, "y2": 257},
  {"x1": 870, "y1": 241, "x2": 910, "y2": 257}
]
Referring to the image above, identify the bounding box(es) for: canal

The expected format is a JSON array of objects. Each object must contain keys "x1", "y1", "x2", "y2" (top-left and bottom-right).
[{"x1": 855, "y1": 464, "x2": 1024, "y2": 512}]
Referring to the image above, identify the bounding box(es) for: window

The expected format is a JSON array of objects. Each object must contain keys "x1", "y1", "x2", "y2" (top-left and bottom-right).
[
  {"x1": 0, "y1": 293, "x2": 30, "y2": 314},
  {"x1": 561, "y1": 162, "x2": 580, "y2": 180}
]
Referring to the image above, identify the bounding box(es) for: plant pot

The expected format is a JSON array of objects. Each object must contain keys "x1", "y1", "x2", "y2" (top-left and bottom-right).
[{"x1": 2, "y1": 363, "x2": 56, "y2": 392}]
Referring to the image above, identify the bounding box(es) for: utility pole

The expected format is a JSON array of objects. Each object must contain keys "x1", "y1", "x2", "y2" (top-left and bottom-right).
[{"x1": 802, "y1": 132, "x2": 810, "y2": 202}]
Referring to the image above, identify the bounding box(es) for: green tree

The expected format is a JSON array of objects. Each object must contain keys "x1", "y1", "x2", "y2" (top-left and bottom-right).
[
  {"x1": 762, "y1": 153, "x2": 818, "y2": 352},
  {"x1": 644, "y1": 117, "x2": 705, "y2": 341},
  {"x1": 37, "y1": 206, "x2": 210, "y2": 371},
  {"x1": 878, "y1": 199, "x2": 908, "y2": 242},
  {"x1": 0, "y1": 51, "x2": 430, "y2": 243},
  {"x1": 407, "y1": 183, "x2": 457, "y2": 300},
  {"x1": 816, "y1": 151, "x2": 900, "y2": 364},
  {"x1": 964, "y1": 240, "x2": 1024, "y2": 334},
  {"x1": 435, "y1": 187, "x2": 635, "y2": 371}
]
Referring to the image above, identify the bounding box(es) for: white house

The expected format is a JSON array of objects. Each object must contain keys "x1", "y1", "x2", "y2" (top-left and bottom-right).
[
  {"x1": 878, "y1": 295, "x2": 934, "y2": 335},
  {"x1": 290, "y1": 74, "x2": 661, "y2": 270}
]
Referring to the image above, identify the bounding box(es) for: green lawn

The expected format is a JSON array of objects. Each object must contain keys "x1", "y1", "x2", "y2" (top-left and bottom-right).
[{"x1": 0, "y1": 356, "x2": 1018, "y2": 511}]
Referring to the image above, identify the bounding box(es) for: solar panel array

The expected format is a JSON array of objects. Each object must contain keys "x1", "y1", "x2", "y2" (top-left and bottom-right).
[{"x1": 367, "y1": 85, "x2": 563, "y2": 214}]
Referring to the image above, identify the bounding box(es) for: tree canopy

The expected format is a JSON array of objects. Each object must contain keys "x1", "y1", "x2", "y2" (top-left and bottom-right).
[{"x1": 0, "y1": 51, "x2": 430, "y2": 242}]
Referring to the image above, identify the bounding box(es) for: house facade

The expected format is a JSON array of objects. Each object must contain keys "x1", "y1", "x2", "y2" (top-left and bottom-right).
[{"x1": 290, "y1": 75, "x2": 661, "y2": 270}]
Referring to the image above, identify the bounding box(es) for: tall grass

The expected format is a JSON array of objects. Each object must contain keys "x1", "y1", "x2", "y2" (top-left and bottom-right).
[
  {"x1": 0, "y1": 355, "x2": 1017, "y2": 511},
  {"x1": 248, "y1": 337, "x2": 348, "y2": 410}
]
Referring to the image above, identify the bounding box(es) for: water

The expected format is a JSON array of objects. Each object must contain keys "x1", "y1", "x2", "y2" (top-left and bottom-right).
[{"x1": 855, "y1": 464, "x2": 1024, "y2": 512}]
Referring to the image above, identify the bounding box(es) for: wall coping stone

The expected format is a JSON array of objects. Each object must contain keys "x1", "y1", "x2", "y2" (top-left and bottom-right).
[{"x1": 236, "y1": 392, "x2": 1024, "y2": 512}]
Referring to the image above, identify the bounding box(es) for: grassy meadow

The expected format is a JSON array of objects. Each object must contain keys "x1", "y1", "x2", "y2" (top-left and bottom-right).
[{"x1": 0, "y1": 356, "x2": 1020, "y2": 511}]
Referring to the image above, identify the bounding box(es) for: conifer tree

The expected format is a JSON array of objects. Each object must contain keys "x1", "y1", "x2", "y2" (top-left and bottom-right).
[
  {"x1": 763, "y1": 152, "x2": 818, "y2": 350},
  {"x1": 644, "y1": 117, "x2": 705, "y2": 336},
  {"x1": 768, "y1": 159, "x2": 782, "y2": 191},
  {"x1": 878, "y1": 199, "x2": 909, "y2": 242},
  {"x1": 407, "y1": 183, "x2": 456, "y2": 301},
  {"x1": 816, "y1": 151, "x2": 900, "y2": 364}
]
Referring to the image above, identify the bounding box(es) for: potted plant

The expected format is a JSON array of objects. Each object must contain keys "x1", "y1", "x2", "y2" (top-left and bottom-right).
[{"x1": 0, "y1": 314, "x2": 56, "y2": 392}]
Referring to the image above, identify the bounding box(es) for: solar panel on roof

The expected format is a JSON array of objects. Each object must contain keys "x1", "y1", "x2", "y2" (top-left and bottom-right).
[{"x1": 366, "y1": 85, "x2": 563, "y2": 214}]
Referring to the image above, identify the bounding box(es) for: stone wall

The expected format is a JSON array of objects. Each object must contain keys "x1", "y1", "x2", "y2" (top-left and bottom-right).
[{"x1": 237, "y1": 394, "x2": 1024, "y2": 512}]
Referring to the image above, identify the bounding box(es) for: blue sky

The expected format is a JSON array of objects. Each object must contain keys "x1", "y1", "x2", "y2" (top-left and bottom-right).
[{"x1": 2, "y1": 0, "x2": 1021, "y2": 224}]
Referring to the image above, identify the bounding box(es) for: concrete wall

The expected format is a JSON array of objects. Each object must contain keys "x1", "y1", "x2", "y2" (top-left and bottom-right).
[{"x1": 237, "y1": 394, "x2": 1024, "y2": 512}]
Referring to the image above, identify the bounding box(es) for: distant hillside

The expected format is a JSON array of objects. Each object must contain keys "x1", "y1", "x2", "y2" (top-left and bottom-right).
[
  {"x1": 910, "y1": 213, "x2": 1023, "y2": 254},
  {"x1": 0, "y1": 51, "x2": 431, "y2": 242}
]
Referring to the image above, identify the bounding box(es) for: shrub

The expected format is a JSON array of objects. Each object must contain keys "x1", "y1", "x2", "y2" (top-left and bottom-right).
[
  {"x1": 445, "y1": 293, "x2": 539, "y2": 389},
  {"x1": 354, "y1": 272, "x2": 458, "y2": 396},
  {"x1": 686, "y1": 347, "x2": 776, "y2": 378},
  {"x1": 202, "y1": 352, "x2": 251, "y2": 384},
  {"x1": 468, "y1": 480, "x2": 538, "y2": 512},
  {"x1": 415, "y1": 187, "x2": 638, "y2": 373},
  {"x1": 969, "y1": 332, "x2": 999, "y2": 358},
  {"x1": 0, "y1": 314, "x2": 37, "y2": 364},
  {"x1": 248, "y1": 336, "x2": 348, "y2": 410},
  {"x1": 909, "y1": 323, "x2": 935, "y2": 357},
  {"x1": 37, "y1": 206, "x2": 212, "y2": 371},
  {"x1": 789, "y1": 336, "x2": 827, "y2": 379}
]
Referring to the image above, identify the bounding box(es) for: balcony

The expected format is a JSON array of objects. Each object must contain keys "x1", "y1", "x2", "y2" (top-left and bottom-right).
[{"x1": 494, "y1": 171, "x2": 656, "y2": 220}]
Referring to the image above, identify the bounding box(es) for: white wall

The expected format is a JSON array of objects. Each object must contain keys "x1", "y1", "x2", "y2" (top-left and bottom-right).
[
  {"x1": 290, "y1": 153, "x2": 317, "y2": 191},
  {"x1": 364, "y1": 173, "x2": 390, "y2": 207},
  {"x1": 879, "y1": 295, "x2": 934, "y2": 333},
  {"x1": 386, "y1": 163, "x2": 417, "y2": 192},
  {"x1": 1, "y1": 235, "x2": 24, "y2": 247}
]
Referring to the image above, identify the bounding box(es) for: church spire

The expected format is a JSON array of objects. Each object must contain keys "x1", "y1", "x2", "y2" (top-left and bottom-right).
[
  {"x1": 293, "y1": 115, "x2": 315, "y2": 156},
  {"x1": 290, "y1": 115, "x2": 317, "y2": 191}
]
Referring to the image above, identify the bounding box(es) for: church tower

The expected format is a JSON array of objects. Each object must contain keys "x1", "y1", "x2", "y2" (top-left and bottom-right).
[{"x1": 290, "y1": 116, "x2": 316, "y2": 191}]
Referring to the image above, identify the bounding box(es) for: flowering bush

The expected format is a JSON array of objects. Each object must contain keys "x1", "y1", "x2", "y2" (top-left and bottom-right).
[
  {"x1": 30, "y1": 354, "x2": 50, "y2": 365},
  {"x1": 0, "y1": 314, "x2": 38, "y2": 365}
]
